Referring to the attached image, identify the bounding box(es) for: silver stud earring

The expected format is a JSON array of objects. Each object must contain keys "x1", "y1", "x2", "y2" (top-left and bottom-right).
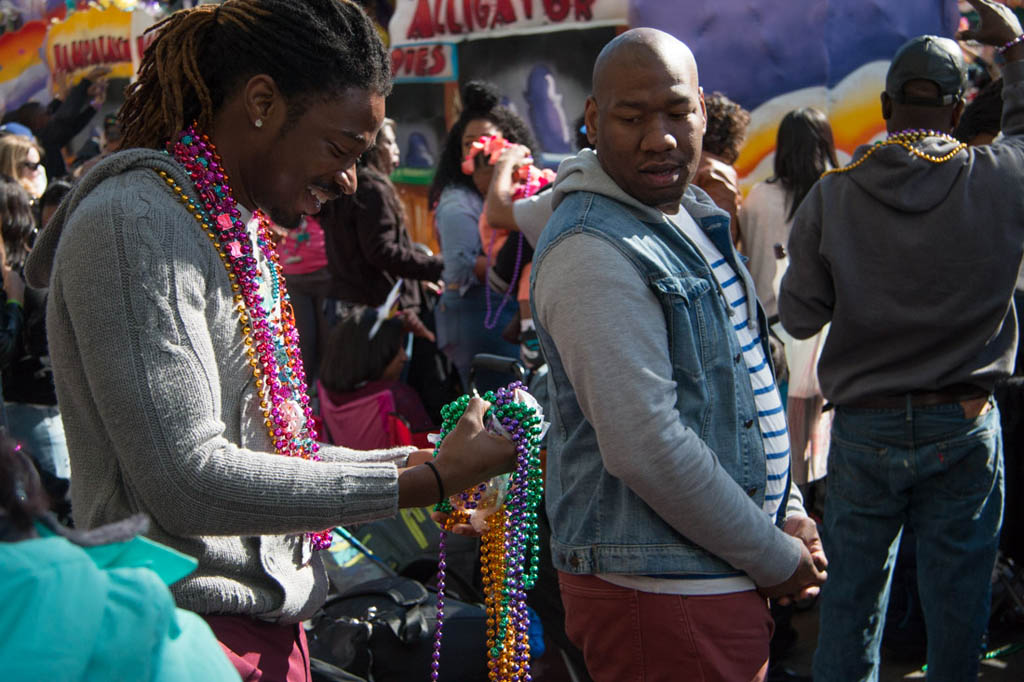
[{"x1": 254, "y1": 118, "x2": 263, "y2": 128}]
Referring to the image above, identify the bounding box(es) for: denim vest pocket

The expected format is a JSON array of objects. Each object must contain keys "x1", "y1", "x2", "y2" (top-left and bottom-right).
[{"x1": 652, "y1": 274, "x2": 718, "y2": 383}]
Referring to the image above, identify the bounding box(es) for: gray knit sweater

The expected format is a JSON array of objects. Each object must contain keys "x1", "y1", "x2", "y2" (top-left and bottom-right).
[{"x1": 25, "y1": 149, "x2": 411, "y2": 623}]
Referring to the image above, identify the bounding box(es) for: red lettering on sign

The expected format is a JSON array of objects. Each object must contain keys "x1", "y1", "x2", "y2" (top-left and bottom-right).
[
  {"x1": 446, "y1": 0, "x2": 464, "y2": 34},
  {"x1": 405, "y1": 0, "x2": 600, "y2": 41},
  {"x1": 574, "y1": 0, "x2": 595, "y2": 20},
  {"x1": 136, "y1": 33, "x2": 156, "y2": 60},
  {"x1": 473, "y1": 0, "x2": 491, "y2": 29},
  {"x1": 391, "y1": 44, "x2": 450, "y2": 79},
  {"x1": 413, "y1": 46, "x2": 428, "y2": 74},
  {"x1": 52, "y1": 35, "x2": 139, "y2": 73},
  {"x1": 427, "y1": 44, "x2": 447, "y2": 75},
  {"x1": 492, "y1": 0, "x2": 517, "y2": 28},
  {"x1": 543, "y1": 0, "x2": 570, "y2": 21},
  {"x1": 407, "y1": 0, "x2": 436, "y2": 39}
]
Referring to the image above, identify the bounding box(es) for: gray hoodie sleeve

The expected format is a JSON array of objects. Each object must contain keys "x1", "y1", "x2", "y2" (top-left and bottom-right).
[{"x1": 534, "y1": 233, "x2": 802, "y2": 587}]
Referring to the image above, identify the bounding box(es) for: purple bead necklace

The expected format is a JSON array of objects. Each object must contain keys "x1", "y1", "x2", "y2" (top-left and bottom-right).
[
  {"x1": 483, "y1": 231, "x2": 526, "y2": 330},
  {"x1": 430, "y1": 382, "x2": 544, "y2": 681}
]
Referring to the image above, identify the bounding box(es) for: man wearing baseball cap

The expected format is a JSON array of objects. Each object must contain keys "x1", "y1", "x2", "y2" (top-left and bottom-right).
[{"x1": 779, "y1": 1, "x2": 1024, "y2": 679}]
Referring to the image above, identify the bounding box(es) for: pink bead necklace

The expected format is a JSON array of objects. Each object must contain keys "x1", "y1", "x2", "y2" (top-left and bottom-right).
[{"x1": 159, "y1": 124, "x2": 331, "y2": 550}]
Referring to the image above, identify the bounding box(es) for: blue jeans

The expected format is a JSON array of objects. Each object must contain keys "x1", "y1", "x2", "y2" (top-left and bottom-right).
[
  {"x1": 436, "y1": 286, "x2": 518, "y2": 392},
  {"x1": 5, "y1": 402, "x2": 71, "y2": 480},
  {"x1": 813, "y1": 398, "x2": 1004, "y2": 682}
]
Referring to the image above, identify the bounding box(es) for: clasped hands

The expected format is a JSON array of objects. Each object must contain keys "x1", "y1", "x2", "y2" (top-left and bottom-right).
[{"x1": 761, "y1": 514, "x2": 828, "y2": 605}]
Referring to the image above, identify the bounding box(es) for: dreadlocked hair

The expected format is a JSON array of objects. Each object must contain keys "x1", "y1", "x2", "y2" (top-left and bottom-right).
[
  {"x1": 428, "y1": 80, "x2": 540, "y2": 208},
  {"x1": 120, "y1": 0, "x2": 392, "y2": 150}
]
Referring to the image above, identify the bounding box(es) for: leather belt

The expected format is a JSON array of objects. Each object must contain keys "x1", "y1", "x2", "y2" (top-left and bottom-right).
[{"x1": 841, "y1": 384, "x2": 989, "y2": 410}]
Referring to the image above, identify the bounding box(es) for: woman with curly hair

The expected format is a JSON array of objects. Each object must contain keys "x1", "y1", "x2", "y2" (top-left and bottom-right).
[{"x1": 428, "y1": 80, "x2": 539, "y2": 389}]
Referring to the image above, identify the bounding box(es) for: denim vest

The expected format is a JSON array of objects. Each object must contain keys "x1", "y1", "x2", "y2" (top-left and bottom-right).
[{"x1": 531, "y1": 186, "x2": 780, "y2": 576}]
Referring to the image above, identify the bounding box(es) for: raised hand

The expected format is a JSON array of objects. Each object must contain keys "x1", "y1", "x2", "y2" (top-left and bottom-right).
[{"x1": 957, "y1": 0, "x2": 1023, "y2": 47}]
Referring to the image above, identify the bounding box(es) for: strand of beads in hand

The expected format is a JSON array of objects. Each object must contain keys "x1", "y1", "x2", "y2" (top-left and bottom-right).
[{"x1": 429, "y1": 381, "x2": 545, "y2": 682}]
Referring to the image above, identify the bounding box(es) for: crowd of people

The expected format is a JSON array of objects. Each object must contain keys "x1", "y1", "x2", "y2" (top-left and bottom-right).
[{"x1": 1, "y1": 0, "x2": 1023, "y2": 680}]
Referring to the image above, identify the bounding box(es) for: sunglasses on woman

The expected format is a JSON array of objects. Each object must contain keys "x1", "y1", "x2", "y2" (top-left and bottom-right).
[{"x1": 19, "y1": 160, "x2": 42, "y2": 172}]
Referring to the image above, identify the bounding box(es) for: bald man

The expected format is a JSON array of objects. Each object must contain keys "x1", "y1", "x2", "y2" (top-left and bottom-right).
[{"x1": 529, "y1": 28, "x2": 827, "y2": 681}]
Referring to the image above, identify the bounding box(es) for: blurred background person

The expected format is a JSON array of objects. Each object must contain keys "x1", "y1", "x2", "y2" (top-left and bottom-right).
[
  {"x1": 1, "y1": 175, "x2": 68, "y2": 483},
  {"x1": 2, "y1": 66, "x2": 110, "y2": 180},
  {"x1": 0, "y1": 134, "x2": 47, "y2": 201},
  {"x1": 427, "y1": 81, "x2": 537, "y2": 390},
  {"x1": 743, "y1": 108, "x2": 838, "y2": 320},
  {"x1": 742, "y1": 107, "x2": 839, "y2": 510},
  {"x1": 319, "y1": 305, "x2": 435, "y2": 439},
  {"x1": 72, "y1": 113, "x2": 125, "y2": 179},
  {"x1": 321, "y1": 117, "x2": 451, "y2": 416},
  {"x1": 694, "y1": 91, "x2": 750, "y2": 247},
  {"x1": 0, "y1": 184, "x2": 26, "y2": 432},
  {"x1": 323, "y1": 118, "x2": 442, "y2": 316},
  {"x1": 36, "y1": 179, "x2": 71, "y2": 232}
]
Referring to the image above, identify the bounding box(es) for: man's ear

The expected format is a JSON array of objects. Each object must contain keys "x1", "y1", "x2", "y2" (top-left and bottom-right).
[
  {"x1": 242, "y1": 74, "x2": 284, "y2": 131},
  {"x1": 698, "y1": 86, "x2": 707, "y2": 136},
  {"x1": 584, "y1": 96, "x2": 598, "y2": 147},
  {"x1": 880, "y1": 91, "x2": 893, "y2": 121},
  {"x1": 950, "y1": 98, "x2": 966, "y2": 132}
]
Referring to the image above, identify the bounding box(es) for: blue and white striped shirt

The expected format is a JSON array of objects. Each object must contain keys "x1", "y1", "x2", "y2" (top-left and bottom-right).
[{"x1": 674, "y1": 213, "x2": 790, "y2": 521}]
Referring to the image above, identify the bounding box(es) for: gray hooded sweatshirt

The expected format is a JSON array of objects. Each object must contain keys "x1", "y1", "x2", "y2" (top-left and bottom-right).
[
  {"x1": 25, "y1": 149, "x2": 409, "y2": 623},
  {"x1": 779, "y1": 60, "x2": 1024, "y2": 405}
]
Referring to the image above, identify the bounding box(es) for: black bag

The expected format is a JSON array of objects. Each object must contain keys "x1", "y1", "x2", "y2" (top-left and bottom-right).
[{"x1": 307, "y1": 576, "x2": 489, "y2": 682}]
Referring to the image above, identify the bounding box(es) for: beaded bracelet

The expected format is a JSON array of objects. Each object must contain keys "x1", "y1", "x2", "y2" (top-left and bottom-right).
[{"x1": 998, "y1": 34, "x2": 1024, "y2": 54}]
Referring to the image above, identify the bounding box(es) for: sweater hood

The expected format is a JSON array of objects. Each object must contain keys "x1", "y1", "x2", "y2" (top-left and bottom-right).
[
  {"x1": 550, "y1": 149, "x2": 668, "y2": 222},
  {"x1": 841, "y1": 136, "x2": 967, "y2": 213},
  {"x1": 25, "y1": 149, "x2": 188, "y2": 289}
]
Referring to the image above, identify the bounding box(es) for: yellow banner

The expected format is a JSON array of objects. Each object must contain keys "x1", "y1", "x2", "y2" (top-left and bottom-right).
[{"x1": 45, "y1": 7, "x2": 134, "y2": 88}]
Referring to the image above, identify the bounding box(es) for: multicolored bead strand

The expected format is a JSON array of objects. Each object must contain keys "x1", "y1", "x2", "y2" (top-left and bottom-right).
[
  {"x1": 158, "y1": 124, "x2": 331, "y2": 551},
  {"x1": 430, "y1": 382, "x2": 545, "y2": 682},
  {"x1": 823, "y1": 128, "x2": 967, "y2": 177}
]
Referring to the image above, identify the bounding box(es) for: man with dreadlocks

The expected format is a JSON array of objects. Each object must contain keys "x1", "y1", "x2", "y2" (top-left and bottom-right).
[{"x1": 23, "y1": 1, "x2": 514, "y2": 678}]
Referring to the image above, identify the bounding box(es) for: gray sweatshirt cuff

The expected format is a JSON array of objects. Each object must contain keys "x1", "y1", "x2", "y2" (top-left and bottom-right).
[{"x1": 747, "y1": 527, "x2": 804, "y2": 586}]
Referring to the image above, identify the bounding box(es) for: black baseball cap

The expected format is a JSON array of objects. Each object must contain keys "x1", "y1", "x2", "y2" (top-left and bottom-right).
[{"x1": 885, "y1": 35, "x2": 967, "y2": 107}]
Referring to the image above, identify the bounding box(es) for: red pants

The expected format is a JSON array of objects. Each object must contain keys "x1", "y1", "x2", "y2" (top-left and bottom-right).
[
  {"x1": 204, "y1": 614, "x2": 311, "y2": 682},
  {"x1": 558, "y1": 572, "x2": 773, "y2": 682}
]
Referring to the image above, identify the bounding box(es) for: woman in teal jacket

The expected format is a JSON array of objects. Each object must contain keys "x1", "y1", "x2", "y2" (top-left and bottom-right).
[{"x1": 0, "y1": 438, "x2": 239, "y2": 681}]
